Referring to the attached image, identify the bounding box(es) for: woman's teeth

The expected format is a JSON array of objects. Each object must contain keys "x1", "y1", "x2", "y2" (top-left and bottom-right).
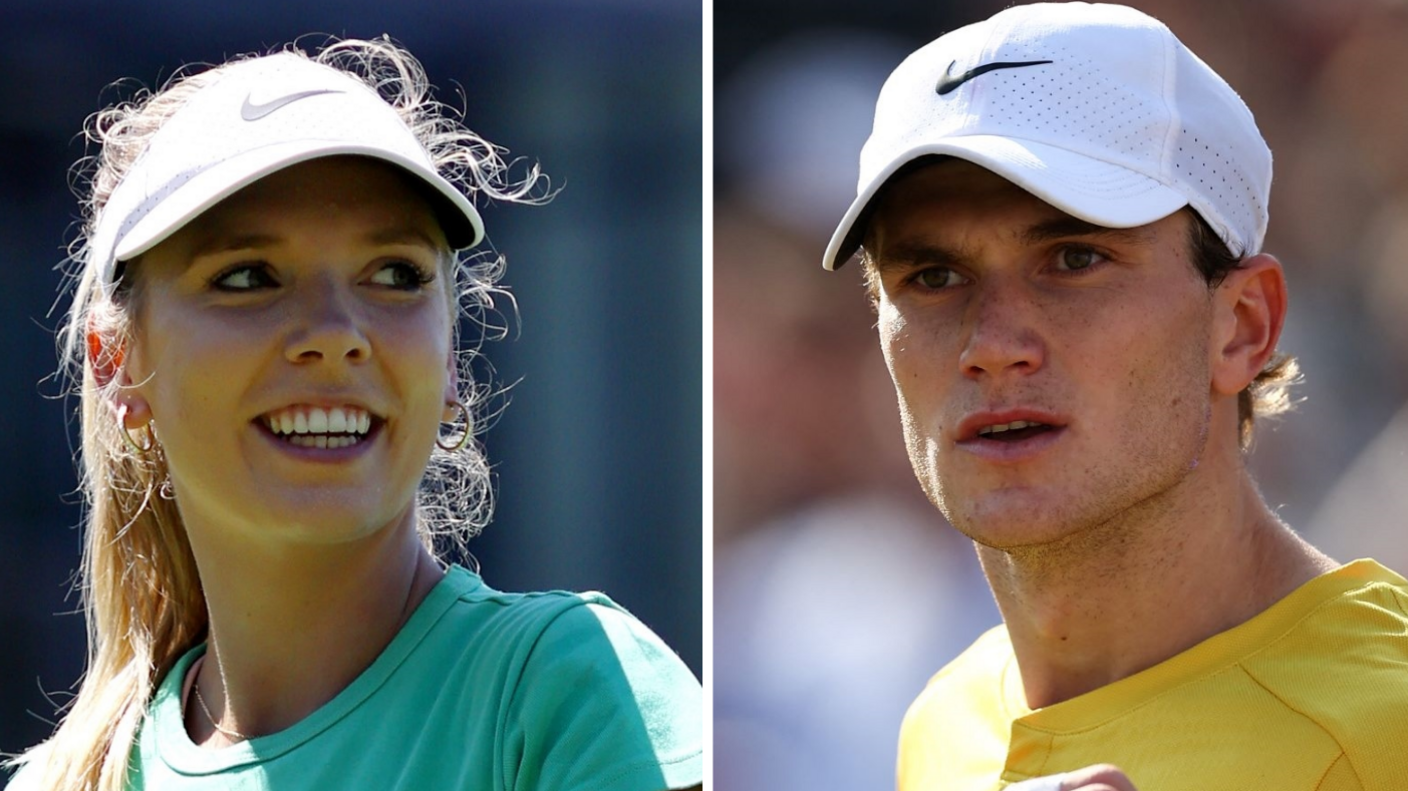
[{"x1": 261, "y1": 406, "x2": 373, "y2": 448}]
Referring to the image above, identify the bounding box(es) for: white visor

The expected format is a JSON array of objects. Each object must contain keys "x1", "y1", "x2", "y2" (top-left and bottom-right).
[{"x1": 91, "y1": 52, "x2": 484, "y2": 287}]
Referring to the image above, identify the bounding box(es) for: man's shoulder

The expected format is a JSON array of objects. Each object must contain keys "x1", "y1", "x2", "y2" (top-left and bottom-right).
[
  {"x1": 898, "y1": 626, "x2": 1015, "y2": 789},
  {"x1": 1243, "y1": 558, "x2": 1408, "y2": 686},
  {"x1": 1239, "y1": 560, "x2": 1408, "y2": 785},
  {"x1": 904, "y1": 624, "x2": 1013, "y2": 731}
]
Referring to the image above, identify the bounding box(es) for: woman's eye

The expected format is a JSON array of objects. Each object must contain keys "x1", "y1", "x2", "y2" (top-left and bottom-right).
[
  {"x1": 916, "y1": 267, "x2": 964, "y2": 290},
  {"x1": 1055, "y1": 247, "x2": 1101, "y2": 272},
  {"x1": 368, "y1": 261, "x2": 433, "y2": 290},
  {"x1": 212, "y1": 264, "x2": 276, "y2": 291}
]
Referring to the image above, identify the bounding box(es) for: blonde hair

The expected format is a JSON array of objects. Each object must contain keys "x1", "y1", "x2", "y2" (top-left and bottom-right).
[{"x1": 17, "y1": 37, "x2": 548, "y2": 791}]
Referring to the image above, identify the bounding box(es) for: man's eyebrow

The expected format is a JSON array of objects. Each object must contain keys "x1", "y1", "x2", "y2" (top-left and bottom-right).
[
  {"x1": 1021, "y1": 216, "x2": 1155, "y2": 246},
  {"x1": 868, "y1": 240, "x2": 975, "y2": 272},
  {"x1": 867, "y1": 217, "x2": 1158, "y2": 272}
]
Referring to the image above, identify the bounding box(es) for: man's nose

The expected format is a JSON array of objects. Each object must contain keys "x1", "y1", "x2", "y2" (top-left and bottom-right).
[{"x1": 957, "y1": 277, "x2": 1046, "y2": 380}]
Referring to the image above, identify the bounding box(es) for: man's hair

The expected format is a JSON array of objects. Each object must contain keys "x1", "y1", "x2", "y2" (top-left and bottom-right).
[{"x1": 859, "y1": 206, "x2": 1299, "y2": 450}]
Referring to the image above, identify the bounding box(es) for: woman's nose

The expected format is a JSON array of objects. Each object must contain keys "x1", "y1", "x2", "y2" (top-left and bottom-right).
[{"x1": 284, "y1": 277, "x2": 372, "y2": 364}]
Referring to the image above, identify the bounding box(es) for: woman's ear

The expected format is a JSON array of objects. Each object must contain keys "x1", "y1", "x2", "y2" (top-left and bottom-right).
[
  {"x1": 442, "y1": 354, "x2": 460, "y2": 422},
  {"x1": 1209, "y1": 253, "x2": 1287, "y2": 397},
  {"x1": 88, "y1": 323, "x2": 153, "y2": 428},
  {"x1": 87, "y1": 326, "x2": 123, "y2": 389}
]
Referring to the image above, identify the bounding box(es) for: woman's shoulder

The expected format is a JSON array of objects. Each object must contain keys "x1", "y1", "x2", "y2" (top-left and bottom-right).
[
  {"x1": 420, "y1": 566, "x2": 702, "y2": 787},
  {"x1": 435, "y1": 567, "x2": 694, "y2": 685},
  {"x1": 437, "y1": 565, "x2": 680, "y2": 658},
  {"x1": 517, "y1": 594, "x2": 698, "y2": 692}
]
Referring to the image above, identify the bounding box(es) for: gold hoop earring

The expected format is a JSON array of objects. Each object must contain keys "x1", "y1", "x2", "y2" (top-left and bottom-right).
[
  {"x1": 119, "y1": 406, "x2": 155, "y2": 454},
  {"x1": 436, "y1": 400, "x2": 470, "y2": 452}
]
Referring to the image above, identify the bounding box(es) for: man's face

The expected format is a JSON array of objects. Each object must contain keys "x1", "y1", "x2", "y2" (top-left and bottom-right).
[{"x1": 865, "y1": 159, "x2": 1217, "y2": 549}]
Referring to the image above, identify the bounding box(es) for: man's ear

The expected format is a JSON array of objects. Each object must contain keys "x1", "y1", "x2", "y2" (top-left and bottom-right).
[{"x1": 1210, "y1": 253, "x2": 1287, "y2": 397}]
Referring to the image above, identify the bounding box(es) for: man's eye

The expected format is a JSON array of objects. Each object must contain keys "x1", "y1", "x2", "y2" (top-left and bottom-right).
[
  {"x1": 368, "y1": 261, "x2": 433, "y2": 290},
  {"x1": 212, "y1": 264, "x2": 276, "y2": 291},
  {"x1": 1055, "y1": 247, "x2": 1100, "y2": 271},
  {"x1": 916, "y1": 267, "x2": 963, "y2": 289}
]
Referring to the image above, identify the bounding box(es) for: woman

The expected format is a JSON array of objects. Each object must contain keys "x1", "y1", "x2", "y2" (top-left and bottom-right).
[{"x1": 7, "y1": 38, "x2": 702, "y2": 791}]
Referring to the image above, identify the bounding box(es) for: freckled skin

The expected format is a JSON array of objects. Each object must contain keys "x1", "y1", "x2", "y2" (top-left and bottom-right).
[{"x1": 866, "y1": 159, "x2": 1216, "y2": 553}]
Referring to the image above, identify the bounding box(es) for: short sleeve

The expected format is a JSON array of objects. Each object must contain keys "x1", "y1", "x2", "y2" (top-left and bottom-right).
[{"x1": 502, "y1": 601, "x2": 703, "y2": 791}]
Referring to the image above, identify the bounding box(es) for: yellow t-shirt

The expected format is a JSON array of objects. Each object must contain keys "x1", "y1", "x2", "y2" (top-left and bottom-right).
[{"x1": 897, "y1": 559, "x2": 1408, "y2": 791}]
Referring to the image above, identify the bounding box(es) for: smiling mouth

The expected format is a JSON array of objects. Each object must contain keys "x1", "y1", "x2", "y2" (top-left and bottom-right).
[{"x1": 258, "y1": 405, "x2": 379, "y2": 449}]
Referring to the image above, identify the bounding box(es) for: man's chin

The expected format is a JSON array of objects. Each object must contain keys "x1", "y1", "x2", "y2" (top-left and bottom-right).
[
  {"x1": 958, "y1": 522, "x2": 1086, "y2": 553},
  {"x1": 941, "y1": 489, "x2": 1095, "y2": 551}
]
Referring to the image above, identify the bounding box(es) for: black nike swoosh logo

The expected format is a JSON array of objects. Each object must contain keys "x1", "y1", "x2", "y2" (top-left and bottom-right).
[
  {"x1": 240, "y1": 89, "x2": 342, "y2": 121},
  {"x1": 935, "y1": 59, "x2": 1053, "y2": 96}
]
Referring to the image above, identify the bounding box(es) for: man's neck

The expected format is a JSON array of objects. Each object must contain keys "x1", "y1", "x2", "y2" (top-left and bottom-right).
[{"x1": 978, "y1": 468, "x2": 1336, "y2": 711}]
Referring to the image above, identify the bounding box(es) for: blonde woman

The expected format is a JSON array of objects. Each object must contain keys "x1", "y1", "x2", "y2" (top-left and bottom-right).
[{"x1": 6, "y1": 39, "x2": 702, "y2": 791}]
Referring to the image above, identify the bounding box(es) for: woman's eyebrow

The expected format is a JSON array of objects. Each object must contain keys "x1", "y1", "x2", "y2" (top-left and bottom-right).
[
  {"x1": 189, "y1": 233, "x2": 283, "y2": 261},
  {"x1": 364, "y1": 226, "x2": 441, "y2": 250},
  {"x1": 184, "y1": 227, "x2": 440, "y2": 266},
  {"x1": 1021, "y1": 216, "x2": 1154, "y2": 246}
]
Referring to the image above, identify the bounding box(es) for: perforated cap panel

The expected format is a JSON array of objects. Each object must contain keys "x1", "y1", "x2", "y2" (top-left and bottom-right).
[{"x1": 825, "y1": 2, "x2": 1271, "y2": 269}]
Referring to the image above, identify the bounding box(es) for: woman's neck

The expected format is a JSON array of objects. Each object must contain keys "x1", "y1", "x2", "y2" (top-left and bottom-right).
[{"x1": 183, "y1": 508, "x2": 444, "y2": 746}]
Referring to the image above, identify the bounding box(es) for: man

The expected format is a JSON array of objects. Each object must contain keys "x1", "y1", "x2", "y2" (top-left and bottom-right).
[{"x1": 822, "y1": 4, "x2": 1408, "y2": 790}]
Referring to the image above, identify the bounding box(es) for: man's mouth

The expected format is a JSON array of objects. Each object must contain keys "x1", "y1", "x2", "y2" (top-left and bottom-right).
[
  {"x1": 258, "y1": 405, "x2": 377, "y2": 449},
  {"x1": 975, "y1": 420, "x2": 1055, "y2": 442}
]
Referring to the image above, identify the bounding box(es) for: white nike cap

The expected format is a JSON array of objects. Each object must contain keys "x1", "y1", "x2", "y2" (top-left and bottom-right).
[
  {"x1": 824, "y1": 2, "x2": 1272, "y2": 270},
  {"x1": 90, "y1": 52, "x2": 485, "y2": 288}
]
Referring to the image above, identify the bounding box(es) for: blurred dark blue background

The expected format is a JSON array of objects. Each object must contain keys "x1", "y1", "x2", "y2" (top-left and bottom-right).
[{"x1": 0, "y1": 0, "x2": 701, "y2": 766}]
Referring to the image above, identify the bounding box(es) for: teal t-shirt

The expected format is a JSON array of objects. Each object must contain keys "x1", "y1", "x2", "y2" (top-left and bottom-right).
[{"x1": 10, "y1": 566, "x2": 702, "y2": 790}]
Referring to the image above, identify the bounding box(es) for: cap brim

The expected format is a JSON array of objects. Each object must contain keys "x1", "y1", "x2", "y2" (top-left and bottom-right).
[
  {"x1": 113, "y1": 141, "x2": 484, "y2": 263},
  {"x1": 823, "y1": 135, "x2": 1188, "y2": 270}
]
